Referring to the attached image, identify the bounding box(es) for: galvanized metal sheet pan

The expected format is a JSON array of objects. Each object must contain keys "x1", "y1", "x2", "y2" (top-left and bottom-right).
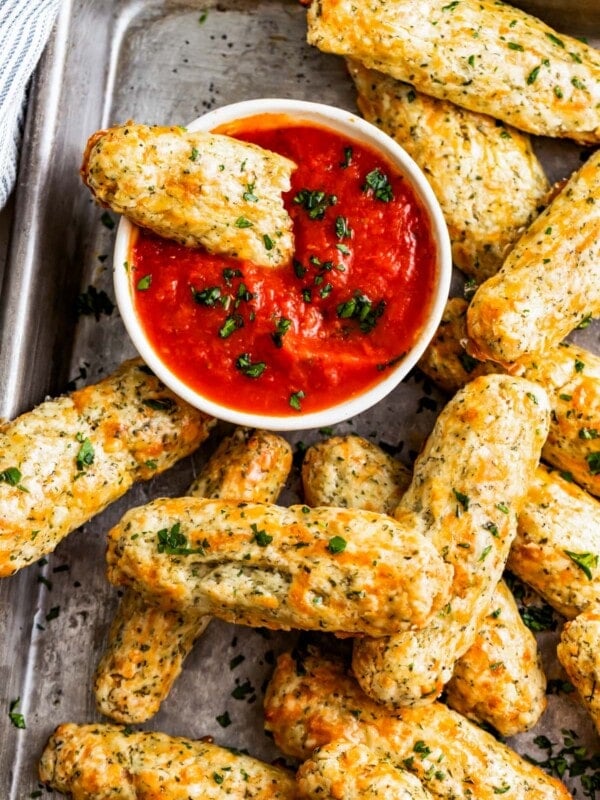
[{"x1": 1, "y1": 0, "x2": 600, "y2": 796}]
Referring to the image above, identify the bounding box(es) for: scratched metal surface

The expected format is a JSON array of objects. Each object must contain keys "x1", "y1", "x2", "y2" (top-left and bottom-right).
[{"x1": 1, "y1": 0, "x2": 600, "y2": 796}]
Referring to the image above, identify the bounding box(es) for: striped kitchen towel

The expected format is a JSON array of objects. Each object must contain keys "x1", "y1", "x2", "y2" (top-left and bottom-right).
[{"x1": 0, "y1": 0, "x2": 61, "y2": 208}]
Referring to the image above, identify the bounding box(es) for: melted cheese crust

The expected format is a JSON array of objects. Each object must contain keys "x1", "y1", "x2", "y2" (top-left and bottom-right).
[
  {"x1": 264, "y1": 651, "x2": 572, "y2": 800},
  {"x1": 106, "y1": 498, "x2": 452, "y2": 636},
  {"x1": 352, "y1": 374, "x2": 549, "y2": 707},
  {"x1": 467, "y1": 149, "x2": 600, "y2": 366},
  {"x1": 39, "y1": 723, "x2": 298, "y2": 799},
  {"x1": 348, "y1": 60, "x2": 548, "y2": 280},
  {"x1": 95, "y1": 428, "x2": 292, "y2": 723},
  {"x1": 82, "y1": 123, "x2": 295, "y2": 267},
  {"x1": 0, "y1": 359, "x2": 213, "y2": 577},
  {"x1": 307, "y1": 0, "x2": 600, "y2": 143}
]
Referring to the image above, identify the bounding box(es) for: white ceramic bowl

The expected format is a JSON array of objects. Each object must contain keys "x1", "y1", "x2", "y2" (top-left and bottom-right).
[{"x1": 114, "y1": 98, "x2": 452, "y2": 431}]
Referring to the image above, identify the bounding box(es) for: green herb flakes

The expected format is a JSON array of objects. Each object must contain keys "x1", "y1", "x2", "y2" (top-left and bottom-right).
[
  {"x1": 8, "y1": 698, "x2": 25, "y2": 729},
  {"x1": 136, "y1": 274, "x2": 152, "y2": 291},
  {"x1": 327, "y1": 536, "x2": 347, "y2": 554},
  {"x1": 289, "y1": 390, "x2": 305, "y2": 411},
  {"x1": 293, "y1": 188, "x2": 337, "y2": 220},
  {"x1": 251, "y1": 523, "x2": 273, "y2": 547},
  {"x1": 564, "y1": 550, "x2": 598, "y2": 580},
  {"x1": 235, "y1": 353, "x2": 266, "y2": 379},
  {"x1": 362, "y1": 168, "x2": 394, "y2": 202}
]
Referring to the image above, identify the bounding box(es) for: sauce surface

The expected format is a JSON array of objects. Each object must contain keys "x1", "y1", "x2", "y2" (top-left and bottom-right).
[{"x1": 131, "y1": 120, "x2": 437, "y2": 416}]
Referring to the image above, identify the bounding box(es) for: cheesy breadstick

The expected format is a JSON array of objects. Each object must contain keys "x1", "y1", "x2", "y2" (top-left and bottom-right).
[
  {"x1": 39, "y1": 722, "x2": 298, "y2": 799},
  {"x1": 348, "y1": 60, "x2": 549, "y2": 280},
  {"x1": 467, "y1": 149, "x2": 600, "y2": 366},
  {"x1": 420, "y1": 297, "x2": 600, "y2": 498},
  {"x1": 106, "y1": 497, "x2": 452, "y2": 637},
  {"x1": 557, "y1": 612, "x2": 600, "y2": 737},
  {"x1": 306, "y1": 0, "x2": 600, "y2": 144},
  {"x1": 352, "y1": 374, "x2": 549, "y2": 707},
  {"x1": 303, "y1": 434, "x2": 546, "y2": 736},
  {"x1": 81, "y1": 122, "x2": 295, "y2": 267},
  {"x1": 95, "y1": 428, "x2": 292, "y2": 723},
  {"x1": 264, "y1": 651, "x2": 572, "y2": 800},
  {"x1": 297, "y1": 740, "x2": 433, "y2": 800},
  {"x1": 0, "y1": 359, "x2": 213, "y2": 577}
]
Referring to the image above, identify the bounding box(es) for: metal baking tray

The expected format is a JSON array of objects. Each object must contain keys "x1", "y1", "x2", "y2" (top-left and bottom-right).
[{"x1": 1, "y1": 0, "x2": 599, "y2": 795}]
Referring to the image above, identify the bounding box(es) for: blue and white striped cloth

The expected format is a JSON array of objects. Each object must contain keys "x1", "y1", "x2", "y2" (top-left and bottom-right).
[{"x1": 0, "y1": 0, "x2": 60, "y2": 208}]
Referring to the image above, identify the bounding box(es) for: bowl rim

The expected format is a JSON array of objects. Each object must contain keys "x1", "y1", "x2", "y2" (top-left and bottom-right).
[{"x1": 113, "y1": 98, "x2": 452, "y2": 431}]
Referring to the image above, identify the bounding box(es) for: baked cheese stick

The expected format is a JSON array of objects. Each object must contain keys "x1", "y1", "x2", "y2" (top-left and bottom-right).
[
  {"x1": 306, "y1": 0, "x2": 600, "y2": 144},
  {"x1": 557, "y1": 612, "x2": 600, "y2": 737},
  {"x1": 0, "y1": 359, "x2": 214, "y2": 577},
  {"x1": 264, "y1": 651, "x2": 572, "y2": 800},
  {"x1": 420, "y1": 297, "x2": 600, "y2": 498},
  {"x1": 444, "y1": 579, "x2": 546, "y2": 737},
  {"x1": 467, "y1": 149, "x2": 600, "y2": 366},
  {"x1": 508, "y1": 464, "x2": 600, "y2": 619},
  {"x1": 352, "y1": 374, "x2": 550, "y2": 707},
  {"x1": 297, "y1": 740, "x2": 433, "y2": 800},
  {"x1": 39, "y1": 723, "x2": 298, "y2": 799},
  {"x1": 303, "y1": 434, "x2": 546, "y2": 736},
  {"x1": 106, "y1": 497, "x2": 452, "y2": 636},
  {"x1": 95, "y1": 428, "x2": 292, "y2": 723},
  {"x1": 81, "y1": 122, "x2": 295, "y2": 267},
  {"x1": 347, "y1": 60, "x2": 549, "y2": 280},
  {"x1": 301, "y1": 434, "x2": 411, "y2": 515}
]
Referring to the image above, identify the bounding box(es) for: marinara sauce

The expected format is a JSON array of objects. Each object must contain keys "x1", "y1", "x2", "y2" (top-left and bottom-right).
[{"x1": 131, "y1": 119, "x2": 437, "y2": 416}]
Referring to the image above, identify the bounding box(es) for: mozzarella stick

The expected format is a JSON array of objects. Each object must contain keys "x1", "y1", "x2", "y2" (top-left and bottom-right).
[
  {"x1": 303, "y1": 434, "x2": 546, "y2": 736},
  {"x1": 81, "y1": 122, "x2": 295, "y2": 267},
  {"x1": 0, "y1": 359, "x2": 214, "y2": 577},
  {"x1": 306, "y1": 0, "x2": 600, "y2": 144},
  {"x1": 352, "y1": 374, "x2": 549, "y2": 707},
  {"x1": 557, "y1": 611, "x2": 600, "y2": 736},
  {"x1": 444, "y1": 580, "x2": 546, "y2": 737},
  {"x1": 420, "y1": 297, "x2": 600, "y2": 498},
  {"x1": 106, "y1": 497, "x2": 452, "y2": 637},
  {"x1": 95, "y1": 428, "x2": 292, "y2": 723},
  {"x1": 301, "y1": 434, "x2": 411, "y2": 514},
  {"x1": 297, "y1": 740, "x2": 433, "y2": 800},
  {"x1": 467, "y1": 149, "x2": 600, "y2": 366},
  {"x1": 347, "y1": 60, "x2": 548, "y2": 280},
  {"x1": 39, "y1": 722, "x2": 298, "y2": 799},
  {"x1": 264, "y1": 651, "x2": 572, "y2": 800},
  {"x1": 508, "y1": 464, "x2": 600, "y2": 619}
]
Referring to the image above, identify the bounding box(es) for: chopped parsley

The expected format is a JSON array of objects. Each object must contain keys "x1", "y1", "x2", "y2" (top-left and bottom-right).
[
  {"x1": 157, "y1": 521, "x2": 207, "y2": 555},
  {"x1": 8, "y1": 698, "x2": 25, "y2": 729},
  {"x1": 362, "y1": 168, "x2": 394, "y2": 202},
  {"x1": 564, "y1": 550, "x2": 598, "y2": 580},
  {"x1": 142, "y1": 397, "x2": 176, "y2": 411},
  {"x1": 219, "y1": 315, "x2": 244, "y2": 339},
  {"x1": 335, "y1": 216, "x2": 352, "y2": 240},
  {"x1": 327, "y1": 536, "x2": 347, "y2": 554},
  {"x1": 340, "y1": 146, "x2": 353, "y2": 168},
  {"x1": 235, "y1": 353, "x2": 266, "y2": 379},
  {"x1": 453, "y1": 489, "x2": 470, "y2": 511},
  {"x1": 136, "y1": 274, "x2": 152, "y2": 291},
  {"x1": 271, "y1": 317, "x2": 291, "y2": 348},
  {"x1": 587, "y1": 452, "x2": 600, "y2": 475},
  {"x1": 76, "y1": 285, "x2": 115, "y2": 320},
  {"x1": 75, "y1": 434, "x2": 94, "y2": 471},
  {"x1": 235, "y1": 217, "x2": 253, "y2": 229},
  {"x1": 243, "y1": 183, "x2": 258, "y2": 202},
  {"x1": 251, "y1": 523, "x2": 273, "y2": 547},
  {"x1": 192, "y1": 286, "x2": 221, "y2": 306},
  {"x1": 293, "y1": 188, "x2": 337, "y2": 220},
  {"x1": 100, "y1": 211, "x2": 115, "y2": 229},
  {"x1": 336, "y1": 291, "x2": 385, "y2": 333},
  {"x1": 216, "y1": 711, "x2": 232, "y2": 727},
  {"x1": 289, "y1": 390, "x2": 305, "y2": 411}
]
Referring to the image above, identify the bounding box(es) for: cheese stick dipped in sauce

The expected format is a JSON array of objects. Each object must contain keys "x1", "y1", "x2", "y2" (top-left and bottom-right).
[
  {"x1": 81, "y1": 122, "x2": 295, "y2": 267},
  {"x1": 420, "y1": 297, "x2": 600, "y2": 498},
  {"x1": 557, "y1": 612, "x2": 600, "y2": 737},
  {"x1": 0, "y1": 359, "x2": 214, "y2": 577},
  {"x1": 105, "y1": 496, "x2": 451, "y2": 637},
  {"x1": 347, "y1": 60, "x2": 549, "y2": 281},
  {"x1": 467, "y1": 149, "x2": 600, "y2": 367},
  {"x1": 264, "y1": 650, "x2": 572, "y2": 800},
  {"x1": 39, "y1": 723, "x2": 298, "y2": 799},
  {"x1": 352, "y1": 374, "x2": 550, "y2": 708},
  {"x1": 306, "y1": 0, "x2": 600, "y2": 144},
  {"x1": 94, "y1": 428, "x2": 292, "y2": 723},
  {"x1": 302, "y1": 435, "x2": 547, "y2": 737},
  {"x1": 297, "y1": 740, "x2": 433, "y2": 800}
]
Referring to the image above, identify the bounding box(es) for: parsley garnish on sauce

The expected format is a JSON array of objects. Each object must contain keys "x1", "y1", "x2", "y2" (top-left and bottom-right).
[
  {"x1": 337, "y1": 291, "x2": 385, "y2": 333},
  {"x1": 293, "y1": 188, "x2": 337, "y2": 220},
  {"x1": 362, "y1": 168, "x2": 394, "y2": 202},
  {"x1": 289, "y1": 390, "x2": 305, "y2": 411},
  {"x1": 236, "y1": 353, "x2": 266, "y2": 378}
]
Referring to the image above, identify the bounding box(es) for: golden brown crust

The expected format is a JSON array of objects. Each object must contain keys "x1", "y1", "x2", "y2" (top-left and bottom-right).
[
  {"x1": 0, "y1": 359, "x2": 214, "y2": 577},
  {"x1": 467, "y1": 149, "x2": 600, "y2": 366},
  {"x1": 95, "y1": 428, "x2": 292, "y2": 723},
  {"x1": 348, "y1": 60, "x2": 548, "y2": 280},
  {"x1": 297, "y1": 740, "x2": 433, "y2": 799},
  {"x1": 302, "y1": 435, "x2": 410, "y2": 514},
  {"x1": 352, "y1": 374, "x2": 549, "y2": 707},
  {"x1": 81, "y1": 122, "x2": 295, "y2": 267},
  {"x1": 106, "y1": 497, "x2": 452, "y2": 636},
  {"x1": 307, "y1": 0, "x2": 600, "y2": 143},
  {"x1": 39, "y1": 722, "x2": 298, "y2": 799},
  {"x1": 557, "y1": 612, "x2": 600, "y2": 737},
  {"x1": 420, "y1": 298, "x2": 600, "y2": 498},
  {"x1": 264, "y1": 651, "x2": 572, "y2": 800}
]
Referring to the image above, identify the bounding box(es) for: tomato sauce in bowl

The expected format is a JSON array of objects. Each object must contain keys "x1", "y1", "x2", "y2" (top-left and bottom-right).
[{"x1": 127, "y1": 115, "x2": 441, "y2": 421}]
